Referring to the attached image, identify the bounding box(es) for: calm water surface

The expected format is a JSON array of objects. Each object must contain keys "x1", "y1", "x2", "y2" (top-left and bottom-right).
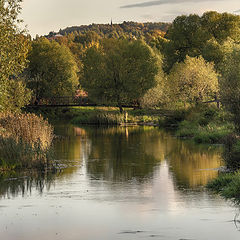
[{"x1": 0, "y1": 125, "x2": 239, "y2": 240}]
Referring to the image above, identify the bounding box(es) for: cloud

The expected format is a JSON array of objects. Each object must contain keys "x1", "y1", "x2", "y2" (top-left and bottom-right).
[
  {"x1": 120, "y1": 0, "x2": 222, "y2": 9},
  {"x1": 234, "y1": 9, "x2": 240, "y2": 13}
]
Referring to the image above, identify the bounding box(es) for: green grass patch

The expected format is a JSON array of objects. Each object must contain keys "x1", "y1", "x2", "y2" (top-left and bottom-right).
[
  {"x1": 60, "y1": 107, "x2": 166, "y2": 125},
  {"x1": 176, "y1": 121, "x2": 233, "y2": 144},
  {"x1": 174, "y1": 106, "x2": 234, "y2": 144},
  {"x1": 207, "y1": 171, "x2": 240, "y2": 202}
]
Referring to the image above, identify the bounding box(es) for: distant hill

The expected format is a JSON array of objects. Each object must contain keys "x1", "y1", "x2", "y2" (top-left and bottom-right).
[{"x1": 47, "y1": 21, "x2": 171, "y2": 39}]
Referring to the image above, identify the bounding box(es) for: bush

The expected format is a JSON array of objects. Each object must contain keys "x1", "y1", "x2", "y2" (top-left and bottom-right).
[
  {"x1": 161, "y1": 110, "x2": 186, "y2": 128},
  {"x1": 223, "y1": 135, "x2": 240, "y2": 170},
  {"x1": 174, "y1": 106, "x2": 233, "y2": 144},
  {"x1": 207, "y1": 171, "x2": 240, "y2": 202}
]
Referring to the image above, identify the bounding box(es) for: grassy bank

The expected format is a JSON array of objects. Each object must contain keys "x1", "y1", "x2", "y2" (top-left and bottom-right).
[
  {"x1": 207, "y1": 171, "x2": 240, "y2": 203},
  {"x1": 27, "y1": 105, "x2": 233, "y2": 145},
  {"x1": 0, "y1": 112, "x2": 54, "y2": 170},
  {"x1": 161, "y1": 105, "x2": 234, "y2": 144},
  {"x1": 27, "y1": 106, "x2": 167, "y2": 125}
]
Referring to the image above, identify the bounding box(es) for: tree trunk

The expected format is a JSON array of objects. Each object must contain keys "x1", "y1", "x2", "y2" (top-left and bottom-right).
[{"x1": 118, "y1": 103, "x2": 123, "y2": 113}]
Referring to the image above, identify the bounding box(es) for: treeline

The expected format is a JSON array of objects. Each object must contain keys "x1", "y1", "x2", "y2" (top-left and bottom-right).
[
  {"x1": 47, "y1": 21, "x2": 170, "y2": 40},
  {"x1": 2, "y1": 3, "x2": 240, "y2": 117},
  {"x1": 2, "y1": 8, "x2": 240, "y2": 118}
]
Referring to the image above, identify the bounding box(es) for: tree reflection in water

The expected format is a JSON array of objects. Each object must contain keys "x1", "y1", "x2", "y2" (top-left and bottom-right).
[
  {"x1": 0, "y1": 125, "x2": 223, "y2": 198},
  {"x1": 85, "y1": 126, "x2": 223, "y2": 187}
]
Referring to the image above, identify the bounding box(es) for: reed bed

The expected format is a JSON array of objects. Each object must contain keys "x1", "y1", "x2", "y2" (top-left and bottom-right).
[{"x1": 0, "y1": 112, "x2": 54, "y2": 169}]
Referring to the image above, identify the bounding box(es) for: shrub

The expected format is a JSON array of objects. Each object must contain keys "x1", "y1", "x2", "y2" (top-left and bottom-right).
[{"x1": 207, "y1": 171, "x2": 240, "y2": 202}]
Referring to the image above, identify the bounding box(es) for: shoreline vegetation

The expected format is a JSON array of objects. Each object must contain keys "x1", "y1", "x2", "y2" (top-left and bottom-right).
[
  {"x1": 0, "y1": 112, "x2": 54, "y2": 171},
  {"x1": 28, "y1": 104, "x2": 233, "y2": 145}
]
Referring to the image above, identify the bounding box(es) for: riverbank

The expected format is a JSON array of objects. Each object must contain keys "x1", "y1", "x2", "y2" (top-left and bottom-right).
[
  {"x1": 170, "y1": 106, "x2": 234, "y2": 144},
  {"x1": 27, "y1": 106, "x2": 167, "y2": 126},
  {"x1": 207, "y1": 171, "x2": 240, "y2": 203},
  {"x1": 27, "y1": 105, "x2": 234, "y2": 145}
]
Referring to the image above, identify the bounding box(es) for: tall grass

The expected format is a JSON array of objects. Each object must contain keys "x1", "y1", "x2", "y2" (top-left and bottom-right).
[
  {"x1": 207, "y1": 171, "x2": 240, "y2": 202},
  {"x1": 0, "y1": 112, "x2": 54, "y2": 169},
  {"x1": 71, "y1": 111, "x2": 125, "y2": 125}
]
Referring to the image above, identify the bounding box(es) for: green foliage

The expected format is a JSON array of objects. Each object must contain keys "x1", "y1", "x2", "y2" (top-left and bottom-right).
[
  {"x1": 0, "y1": 0, "x2": 30, "y2": 111},
  {"x1": 167, "y1": 56, "x2": 219, "y2": 104},
  {"x1": 222, "y1": 135, "x2": 240, "y2": 170},
  {"x1": 201, "y1": 38, "x2": 236, "y2": 71},
  {"x1": 160, "y1": 110, "x2": 186, "y2": 128},
  {"x1": 164, "y1": 14, "x2": 205, "y2": 71},
  {"x1": 56, "y1": 21, "x2": 170, "y2": 40},
  {"x1": 164, "y1": 11, "x2": 240, "y2": 71},
  {"x1": 201, "y1": 11, "x2": 240, "y2": 43},
  {"x1": 82, "y1": 39, "x2": 160, "y2": 112},
  {"x1": 27, "y1": 38, "x2": 79, "y2": 99},
  {"x1": 140, "y1": 53, "x2": 170, "y2": 109},
  {"x1": 3, "y1": 77, "x2": 32, "y2": 112},
  {"x1": 219, "y1": 44, "x2": 240, "y2": 131},
  {"x1": 207, "y1": 171, "x2": 240, "y2": 202},
  {"x1": 171, "y1": 106, "x2": 233, "y2": 144},
  {"x1": 207, "y1": 173, "x2": 237, "y2": 192}
]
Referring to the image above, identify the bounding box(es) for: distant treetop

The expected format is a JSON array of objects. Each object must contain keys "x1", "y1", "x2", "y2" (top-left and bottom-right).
[{"x1": 45, "y1": 21, "x2": 171, "y2": 39}]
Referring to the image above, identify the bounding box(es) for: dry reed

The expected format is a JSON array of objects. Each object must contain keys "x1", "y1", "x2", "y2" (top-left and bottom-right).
[{"x1": 0, "y1": 112, "x2": 54, "y2": 169}]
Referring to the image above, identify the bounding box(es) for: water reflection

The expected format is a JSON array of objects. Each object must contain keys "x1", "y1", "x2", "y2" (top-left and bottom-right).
[
  {"x1": 1, "y1": 125, "x2": 239, "y2": 240},
  {"x1": 0, "y1": 125, "x2": 223, "y2": 197},
  {"x1": 84, "y1": 126, "x2": 222, "y2": 187},
  {"x1": 0, "y1": 171, "x2": 55, "y2": 198},
  {"x1": 86, "y1": 126, "x2": 161, "y2": 182}
]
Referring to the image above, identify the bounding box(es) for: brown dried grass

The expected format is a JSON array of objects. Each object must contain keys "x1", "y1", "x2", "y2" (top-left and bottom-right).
[{"x1": 0, "y1": 112, "x2": 54, "y2": 169}]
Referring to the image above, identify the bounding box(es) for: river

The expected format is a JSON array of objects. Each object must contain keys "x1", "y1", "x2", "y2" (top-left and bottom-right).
[{"x1": 0, "y1": 125, "x2": 239, "y2": 240}]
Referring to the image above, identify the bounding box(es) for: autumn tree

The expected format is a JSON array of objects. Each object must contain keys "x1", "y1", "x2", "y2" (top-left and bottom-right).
[
  {"x1": 0, "y1": 0, "x2": 30, "y2": 111},
  {"x1": 81, "y1": 39, "x2": 159, "y2": 112},
  {"x1": 27, "y1": 38, "x2": 79, "y2": 100},
  {"x1": 167, "y1": 56, "x2": 219, "y2": 105}
]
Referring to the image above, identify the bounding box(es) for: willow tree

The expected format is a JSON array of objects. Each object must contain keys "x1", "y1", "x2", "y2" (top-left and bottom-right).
[
  {"x1": 167, "y1": 56, "x2": 219, "y2": 105},
  {"x1": 82, "y1": 39, "x2": 159, "y2": 112},
  {"x1": 0, "y1": 0, "x2": 30, "y2": 111}
]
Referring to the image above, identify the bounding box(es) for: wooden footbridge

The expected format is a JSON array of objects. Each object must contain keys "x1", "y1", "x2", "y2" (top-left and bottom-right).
[
  {"x1": 27, "y1": 96, "x2": 138, "y2": 108},
  {"x1": 27, "y1": 96, "x2": 220, "y2": 108},
  {"x1": 28, "y1": 96, "x2": 99, "y2": 108}
]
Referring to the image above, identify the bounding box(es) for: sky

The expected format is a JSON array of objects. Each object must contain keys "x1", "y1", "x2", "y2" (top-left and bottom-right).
[{"x1": 20, "y1": 0, "x2": 240, "y2": 36}]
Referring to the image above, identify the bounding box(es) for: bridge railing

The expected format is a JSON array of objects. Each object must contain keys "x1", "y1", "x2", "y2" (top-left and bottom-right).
[{"x1": 28, "y1": 96, "x2": 96, "y2": 107}]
